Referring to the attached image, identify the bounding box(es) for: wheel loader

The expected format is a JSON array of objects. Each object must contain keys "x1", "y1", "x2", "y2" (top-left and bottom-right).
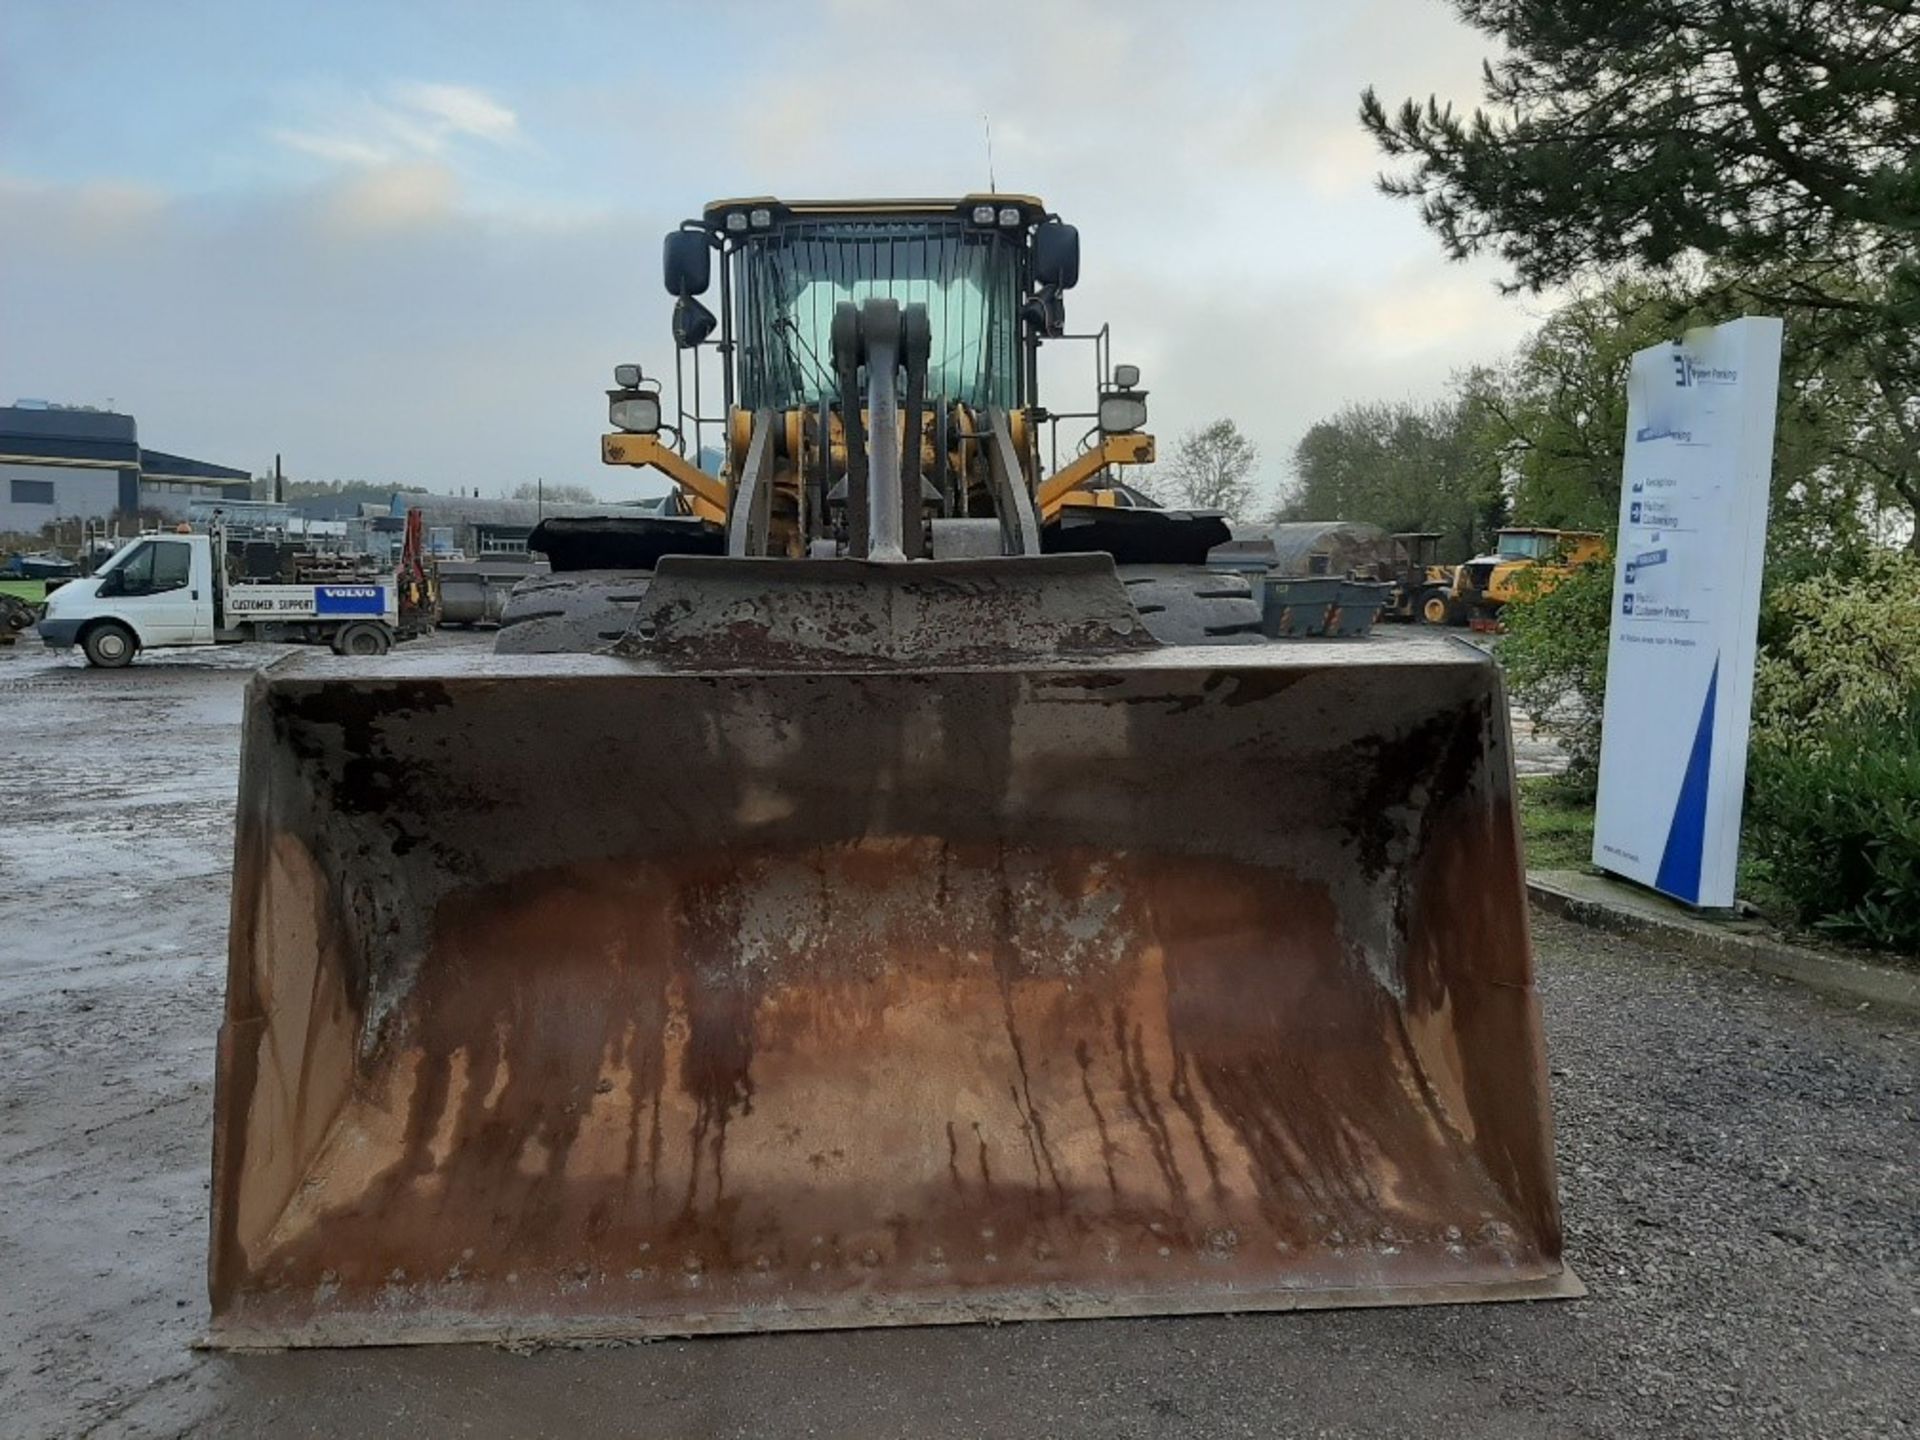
[
  {"x1": 1376, "y1": 531, "x2": 1457, "y2": 625},
  {"x1": 1445, "y1": 527, "x2": 1608, "y2": 626},
  {"x1": 208, "y1": 195, "x2": 1578, "y2": 1347}
]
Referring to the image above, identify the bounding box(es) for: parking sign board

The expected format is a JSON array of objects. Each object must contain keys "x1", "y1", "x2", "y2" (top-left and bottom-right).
[{"x1": 1591, "y1": 317, "x2": 1782, "y2": 907}]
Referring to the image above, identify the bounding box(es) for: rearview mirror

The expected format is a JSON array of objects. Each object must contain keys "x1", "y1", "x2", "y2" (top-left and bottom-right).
[
  {"x1": 663, "y1": 228, "x2": 711, "y2": 298},
  {"x1": 1033, "y1": 220, "x2": 1079, "y2": 289},
  {"x1": 673, "y1": 296, "x2": 717, "y2": 349},
  {"x1": 1020, "y1": 289, "x2": 1066, "y2": 337}
]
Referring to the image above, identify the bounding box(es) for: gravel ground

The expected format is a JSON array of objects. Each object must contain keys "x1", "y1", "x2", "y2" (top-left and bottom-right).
[
  {"x1": 0, "y1": 634, "x2": 1912, "y2": 1440},
  {"x1": 1509, "y1": 707, "x2": 1573, "y2": 778}
]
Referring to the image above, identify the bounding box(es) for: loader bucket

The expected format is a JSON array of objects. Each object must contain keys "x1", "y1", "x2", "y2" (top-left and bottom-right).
[{"x1": 209, "y1": 609, "x2": 1576, "y2": 1346}]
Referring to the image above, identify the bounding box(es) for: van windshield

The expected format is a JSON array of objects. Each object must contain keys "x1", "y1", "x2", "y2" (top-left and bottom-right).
[{"x1": 96, "y1": 541, "x2": 138, "y2": 574}]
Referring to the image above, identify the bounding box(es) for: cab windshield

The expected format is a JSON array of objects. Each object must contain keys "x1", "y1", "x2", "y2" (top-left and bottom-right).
[
  {"x1": 1496, "y1": 532, "x2": 1556, "y2": 560},
  {"x1": 734, "y1": 218, "x2": 1024, "y2": 413}
]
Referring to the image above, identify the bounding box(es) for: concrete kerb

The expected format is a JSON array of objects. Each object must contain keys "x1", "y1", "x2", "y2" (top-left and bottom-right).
[{"x1": 1527, "y1": 868, "x2": 1920, "y2": 1017}]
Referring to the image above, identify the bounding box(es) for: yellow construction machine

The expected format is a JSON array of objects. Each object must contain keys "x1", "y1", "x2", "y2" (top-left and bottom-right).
[
  {"x1": 1442, "y1": 527, "x2": 1607, "y2": 625},
  {"x1": 207, "y1": 195, "x2": 1576, "y2": 1347},
  {"x1": 1376, "y1": 531, "x2": 1458, "y2": 625}
]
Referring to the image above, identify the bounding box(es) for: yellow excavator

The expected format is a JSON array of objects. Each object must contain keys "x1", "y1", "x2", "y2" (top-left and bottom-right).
[{"x1": 207, "y1": 195, "x2": 1576, "y2": 1347}]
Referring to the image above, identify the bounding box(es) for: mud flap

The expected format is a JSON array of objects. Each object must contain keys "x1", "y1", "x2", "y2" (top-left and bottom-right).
[{"x1": 207, "y1": 638, "x2": 1577, "y2": 1346}]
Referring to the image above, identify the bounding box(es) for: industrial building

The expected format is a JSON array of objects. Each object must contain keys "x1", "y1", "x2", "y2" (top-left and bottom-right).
[
  {"x1": 0, "y1": 403, "x2": 250, "y2": 533},
  {"x1": 385, "y1": 490, "x2": 673, "y2": 558}
]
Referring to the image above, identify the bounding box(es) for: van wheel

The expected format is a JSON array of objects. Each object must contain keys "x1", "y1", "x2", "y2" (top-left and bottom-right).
[
  {"x1": 82, "y1": 622, "x2": 137, "y2": 668},
  {"x1": 332, "y1": 623, "x2": 391, "y2": 657}
]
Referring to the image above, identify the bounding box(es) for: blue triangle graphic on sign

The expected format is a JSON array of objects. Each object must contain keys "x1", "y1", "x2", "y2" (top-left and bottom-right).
[{"x1": 1654, "y1": 659, "x2": 1718, "y2": 904}]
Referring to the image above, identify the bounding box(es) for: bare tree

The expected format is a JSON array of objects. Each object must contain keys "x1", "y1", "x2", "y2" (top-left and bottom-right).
[
  {"x1": 1163, "y1": 419, "x2": 1258, "y2": 517},
  {"x1": 1121, "y1": 466, "x2": 1166, "y2": 505}
]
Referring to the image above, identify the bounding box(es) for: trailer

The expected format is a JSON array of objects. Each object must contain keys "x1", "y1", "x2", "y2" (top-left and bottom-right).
[{"x1": 37, "y1": 527, "x2": 432, "y2": 667}]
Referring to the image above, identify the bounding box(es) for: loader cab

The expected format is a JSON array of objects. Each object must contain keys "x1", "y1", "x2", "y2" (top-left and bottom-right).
[
  {"x1": 639, "y1": 196, "x2": 1082, "y2": 491},
  {"x1": 1492, "y1": 528, "x2": 1606, "y2": 565},
  {"x1": 592, "y1": 193, "x2": 1218, "y2": 569},
  {"x1": 1494, "y1": 530, "x2": 1559, "y2": 562},
  {"x1": 672, "y1": 196, "x2": 1068, "y2": 420},
  {"x1": 1392, "y1": 531, "x2": 1444, "y2": 571}
]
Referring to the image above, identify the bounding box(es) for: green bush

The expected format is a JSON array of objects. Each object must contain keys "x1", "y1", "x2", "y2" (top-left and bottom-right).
[
  {"x1": 1744, "y1": 555, "x2": 1920, "y2": 951},
  {"x1": 1745, "y1": 691, "x2": 1920, "y2": 953},
  {"x1": 1496, "y1": 557, "x2": 1614, "y2": 784},
  {"x1": 1751, "y1": 552, "x2": 1920, "y2": 747},
  {"x1": 1496, "y1": 548, "x2": 1920, "y2": 949}
]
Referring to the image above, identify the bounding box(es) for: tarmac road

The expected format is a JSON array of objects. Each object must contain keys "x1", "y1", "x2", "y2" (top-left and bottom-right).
[{"x1": 0, "y1": 633, "x2": 1913, "y2": 1439}]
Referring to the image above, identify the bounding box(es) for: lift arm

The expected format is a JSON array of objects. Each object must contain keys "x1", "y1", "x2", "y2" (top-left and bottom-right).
[
  {"x1": 1037, "y1": 432, "x2": 1157, "y2": 522},
  {"x1": 601, "y1": 433, "x2": 729, "y2": 525}
]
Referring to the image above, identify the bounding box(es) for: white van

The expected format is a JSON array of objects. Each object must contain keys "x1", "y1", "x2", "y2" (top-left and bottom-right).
[{"x1": 39, "y1": 531, "x2": 417, "y2": 667}]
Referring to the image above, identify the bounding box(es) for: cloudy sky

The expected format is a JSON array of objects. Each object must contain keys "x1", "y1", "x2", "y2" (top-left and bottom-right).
[{"x1": 0, "y1": 0, "x2": 1548, "y2": 504}]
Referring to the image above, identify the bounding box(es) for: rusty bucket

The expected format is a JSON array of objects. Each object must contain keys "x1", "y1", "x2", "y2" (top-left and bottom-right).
[{"x1": 208, "y1": 631, "x2": 1577, "y2": 1346}]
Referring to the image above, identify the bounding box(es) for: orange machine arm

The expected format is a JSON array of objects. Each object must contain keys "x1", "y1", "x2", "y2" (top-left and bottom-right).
[
  {"x1": 601, "y1": 433, "x2": 729, "y2": 526},
  {"x1": 1037, "y1": 432, "x2": 1156, "y2": 522}
]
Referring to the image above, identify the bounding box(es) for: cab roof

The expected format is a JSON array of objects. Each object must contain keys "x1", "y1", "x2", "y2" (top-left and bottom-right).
[{"x1": 699, "y1": 195, "x2": 1048, "y2": 230}]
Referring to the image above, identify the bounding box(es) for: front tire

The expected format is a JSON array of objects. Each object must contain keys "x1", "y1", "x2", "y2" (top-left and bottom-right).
[
  {"x1": 82, "y1": 622, "x2": 137, "y2": 668},
  {"x1": 496, "y1": 571, "x2": 654, "y2": 655},
  {"x1": 1420, "y1": 590, "x2": 1454, "y2": 626},
  {"x1": 1115, "y1": 566, "x2": 1265, "y2": 645}
]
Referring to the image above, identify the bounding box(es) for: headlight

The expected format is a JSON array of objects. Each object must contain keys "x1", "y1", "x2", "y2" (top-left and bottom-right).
[
  {"x1": 612, "y1": 362, "x2": 641, "y2": 388},
  {"x1": 997, "y1": 206, "x2": 1021, "y2": 227},
  {"x1": 971, "y1": 203, "x2": 997, "y2": 225},
  {"x1": 609, "y1": 393, "x2": 662, "y2": 434},
  {"x1": 1098, "y1": 394, "x2": 1148, "y2": 434},
  {"x1": 724, "y1": 211, "x2": 749, "y2": 233},
  {"x1": 749, "y1": 207, "x2": 772, "y2": 229}
]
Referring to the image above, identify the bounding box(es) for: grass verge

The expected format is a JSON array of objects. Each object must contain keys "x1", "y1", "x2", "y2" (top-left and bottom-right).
[
  {"x1": 1518, "y1": 775, "x2": 1912, "y2": 968},
  {"x1": 1518, "y1": 776, "x2": 1596, "y2": 872}
]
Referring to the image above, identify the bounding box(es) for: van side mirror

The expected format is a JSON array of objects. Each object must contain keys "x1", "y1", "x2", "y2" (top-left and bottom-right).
[
  {"x1": 663, "y1": 229, "x2": 712, "y2": 297},
  {"x1": 1033, "y1": 221, "x2": 1079, "y2": 289}
]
